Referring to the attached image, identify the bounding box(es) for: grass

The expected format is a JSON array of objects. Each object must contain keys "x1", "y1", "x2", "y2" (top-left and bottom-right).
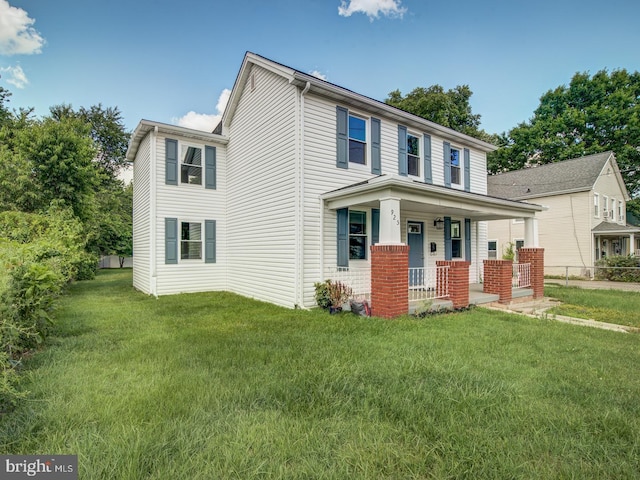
[
  {"x1": 1, "y1": 269, "x2": 640, "y2": 478},
  {"x1": 544, "y1": 283, "x2": 640, "y2": 328}
]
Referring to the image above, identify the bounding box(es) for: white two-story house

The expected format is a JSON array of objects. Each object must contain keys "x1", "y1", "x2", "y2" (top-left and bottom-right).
[
  {"x1": 127, "y1": 52, "x2": 542, "y2": 310},
  {"x1": 487, "y1": 151, "x2": 640, "y2": 276}
]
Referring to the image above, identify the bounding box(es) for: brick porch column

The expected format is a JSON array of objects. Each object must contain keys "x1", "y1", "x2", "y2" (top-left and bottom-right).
[
  {"x1": 518, "y1": 248, "x2": 545, "y2": 298},
  {"x1": 483, "y1": 260, "x2": 513, "y2": 304},
  {"x1": 371, "y1": 244, "x2": 409, "y2": 318},
  {"x1": 436, "y1": 260, "x2": 470, "y2": 309}
]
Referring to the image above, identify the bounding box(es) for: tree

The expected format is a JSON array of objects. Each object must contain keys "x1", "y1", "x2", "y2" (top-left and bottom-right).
[
  {"x1": 0, "y1": 116, "x2": 99, "y2": 220},
  {"x1": 85, "y1": 182, "x2": 133, "y2": 266},
  {"x1": 50, "y1": 104, "x2": 131, "y2": 179},
  {"x1": 488, "y1": 69, "x2": 640, "y2": 195},
  {"x1": 385, "y1": 84, "x2": 497, "y2": 143}
]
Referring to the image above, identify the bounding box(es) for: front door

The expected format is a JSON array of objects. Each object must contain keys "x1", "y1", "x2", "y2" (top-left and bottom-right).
[{"x1": 408, "y1": 222, "x2": 424, "y2": 286}]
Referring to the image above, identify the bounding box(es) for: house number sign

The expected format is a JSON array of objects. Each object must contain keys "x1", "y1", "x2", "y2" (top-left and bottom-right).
[{"x1": 390, "y1": 209, "x2": 400, "y2": 226}]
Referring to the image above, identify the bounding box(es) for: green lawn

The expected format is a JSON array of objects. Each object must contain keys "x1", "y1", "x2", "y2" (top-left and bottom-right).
[
  {"x1": 2, "y1": 270, "x2": 640, "y2": 479},
  {"x1": 544, "y1": 283, "x2": 640, "y2": 328}
]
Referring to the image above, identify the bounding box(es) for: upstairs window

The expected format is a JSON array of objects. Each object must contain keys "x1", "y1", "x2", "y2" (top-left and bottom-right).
[
  {"x1": 450, "y1": 147, "x2": 461, "y2": 185},
  {"x1": 348, "y1": 115, "x2": 367, "y2": 165},
  {"x1": 594, "y1": 193, "x2": 599, "y2": 217},
  {"x1": 407, "y1": 133, "x2": 420, "y2": 176},
  {"x1": 181, "y1": 145, "x2": 202, "y2": 185},
  {"x1": 619, "y1": 202, "x2": 625, "y2": 222},
  {"x1": 349, "y1": 210, "x2": 367, "y2": 260},
  {"x1": 181, "y1": 222, "x2": 202, "y2": 260},
  {"x1": 611, "y1": 199, "x2": 616, "y2": 221}
]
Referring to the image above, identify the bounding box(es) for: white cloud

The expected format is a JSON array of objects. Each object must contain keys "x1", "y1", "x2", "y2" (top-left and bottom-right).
[
  {"x1": 309, "y1": 70, "x2": 327, "y2": 81},
  {"x1": 174, "y1": 88, "x2": 231, "y2": 132},
  {"x1": 0, "y1": 0, "x2": 45, "y2": 55},
  {"x1": 0, "y1": 64, "x2": 28, "y2": 88},
  {"x1": 338, "y1": 0, "x2": 407, "y2": 20}
]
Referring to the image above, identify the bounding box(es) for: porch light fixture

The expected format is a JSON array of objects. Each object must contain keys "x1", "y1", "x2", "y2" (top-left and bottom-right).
[{"x1": 434, "y1": 217, "x2": 444, "y2": 230}]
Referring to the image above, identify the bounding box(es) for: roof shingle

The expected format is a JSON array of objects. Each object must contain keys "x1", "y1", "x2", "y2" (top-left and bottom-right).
[{"x1": 487, "y1": 151, "x2": 614, "y2": 200}]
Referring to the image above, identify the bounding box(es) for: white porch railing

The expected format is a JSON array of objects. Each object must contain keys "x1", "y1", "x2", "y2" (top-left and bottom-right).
[
  {"x1": 325, "y1": 267, "x2": 371, "y2": 300},
  {"x1": 512, "y1": 263, "x2": 531, "y2": 288},
  {"x1": 408, "y1": 266, "x2": 449, "y2": 302}
]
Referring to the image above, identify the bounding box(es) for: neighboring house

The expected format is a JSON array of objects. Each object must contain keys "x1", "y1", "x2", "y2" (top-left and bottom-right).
[
  {"x1": 126, "y1": 52, "x2": 542, "y2": 311},
  {"x1": 487, "y1": 151, "x2": 640, "y2": 276}
]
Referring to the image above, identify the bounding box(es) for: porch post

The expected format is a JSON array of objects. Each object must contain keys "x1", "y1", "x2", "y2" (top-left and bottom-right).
[
  {"x1": 436, "y1": 260, "x2": 470, "y2": 309},
  {"x1": 371, "y1": 244, "x2": 409, "y2": 318},
  {"x1": 483, "y1": 259, "x2": 513, "y2": 304},
  {"x1": 631, "y1": 234, "x2": 636, "y2": 255},
  {"x1": 519, "y1": 248, "x2": 545, "y2": 299},
  {"x1": 370, "y1": 197, "x2": 408, "y2": 318},
  {"x1": 524, "y1": 217, "x2": 539, "y2": 247},
  {"x1": 378, "y1": 197, "x2": 402, "y2": 244}
]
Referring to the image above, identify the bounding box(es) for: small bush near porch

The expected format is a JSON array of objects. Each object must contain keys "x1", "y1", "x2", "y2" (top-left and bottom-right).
[{"x1": 2, "y1": 270, "x2": 639, "y2": 478}]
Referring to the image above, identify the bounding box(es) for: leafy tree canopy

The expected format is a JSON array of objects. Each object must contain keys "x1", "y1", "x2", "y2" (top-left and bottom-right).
[
  {"x1": 488, "y1": 69, "x2": 640, "y2": 196},
  {"x1": 50, "y1": 103, "x2": 131, "y2": 179},
  {"x1": 385, "y1": 84, "x2": 497, "y2": 144},
  {"x1": 0, "y1": 89, "x2": 133, "y2": 260}
]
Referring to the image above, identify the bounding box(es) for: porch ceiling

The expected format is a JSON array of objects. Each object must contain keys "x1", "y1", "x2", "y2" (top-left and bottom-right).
[{"x1": 321, "y1": 175, "x2": 544, "y2": 221}]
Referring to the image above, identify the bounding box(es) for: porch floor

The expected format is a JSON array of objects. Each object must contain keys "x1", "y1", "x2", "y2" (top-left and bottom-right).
[{"x1": 412, "y1": 283, "x2": 534, "y2": 313}]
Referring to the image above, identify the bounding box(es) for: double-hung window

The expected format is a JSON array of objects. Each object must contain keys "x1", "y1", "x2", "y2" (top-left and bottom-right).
[
  {"x1": 451, "y1": 220, "x2": 462, "y2": 258},
  {"x1": 348, "y1": 115, "x2": 367, "y2": 165},
  {"x1": 450, "y1": 147, "x2": 461, "y2": 185},
  {"x1": 594, "y1": 193, "x2": 599, "y2": 217},
  {"x1": 181, "y1": 222, "x2": 202, "y2": 260},
  {"x1": 407, "y1": 133, "x2": 420, "y2": 177},
  {"x1": 165, "y1": 218, "x2": 216, "y2": 264},
  {"x1": 349, "y1": 211, "x2": 367, "y2": 260},
  {"x1": 488, "y1": 240, "x2": 497, "y2": 259},
  {"x1": 181, "y1": 145, "x2": 202, "y2": 185},
  {"x1": 619, "y1": 202, "x2": 624, "y2": 222},
  {"x1": 166, "y1": 138, "x2": 216, "y2": 188}
]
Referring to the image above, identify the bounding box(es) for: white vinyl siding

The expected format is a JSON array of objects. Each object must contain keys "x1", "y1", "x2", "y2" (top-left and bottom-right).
[
  {"x1": 155, "y1": 133, "x2": 227, "y2": 295},
  {"x1": 225, "y1": 65, "x2": 298, "y2": 308},
  {"x1": 132, "y1": 133, "x2": 152, "y2": 293},
  {"x1": 302, "y1": 93, "x2": 491, "y2": 306}
]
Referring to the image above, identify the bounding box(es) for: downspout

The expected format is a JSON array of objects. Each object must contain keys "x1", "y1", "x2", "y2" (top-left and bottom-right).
[
  {"x1": 150, "y1": 126, "x2": 158, "y2": 297},
  {"x1": 296, "y1": 81, "x2": 311, "y2": 308}
]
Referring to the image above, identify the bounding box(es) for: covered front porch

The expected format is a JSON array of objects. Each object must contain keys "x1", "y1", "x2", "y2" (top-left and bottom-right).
[
  {"x1": 593, "y1": 222, "x2": 640, "y2": 259},
  {"x1": 321, "y1": 175, "x2": 545, "y2": 317}
]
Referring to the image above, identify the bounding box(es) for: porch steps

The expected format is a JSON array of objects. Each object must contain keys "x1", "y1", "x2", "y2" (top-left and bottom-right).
[{"x1": 408, "y1": 286, "x2": 536, "y2": 314}]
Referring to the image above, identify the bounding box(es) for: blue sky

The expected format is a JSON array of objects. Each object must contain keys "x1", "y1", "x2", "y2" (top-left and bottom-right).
[{"x1": 1, "y1": 0, "x2": 639, "y2": 135}]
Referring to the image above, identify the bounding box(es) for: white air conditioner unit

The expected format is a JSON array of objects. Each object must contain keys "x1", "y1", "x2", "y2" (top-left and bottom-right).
[{"x1": 603, "y1": 211, "x2": 610, "y2": 219}]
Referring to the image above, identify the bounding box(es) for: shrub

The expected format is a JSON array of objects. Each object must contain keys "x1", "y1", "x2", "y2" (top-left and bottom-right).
[
  {"x1": 0, "y1": 207, "x2": 91, "y2": 411},
  {"x1": 314, "y1": 281, "x2": 332, "y2": 309},
  {"x1": 314, "y1": 280, "x2": 353, "y2": 310},
  {"x1": 595, "y1": 255, "x2": 640, "y2": 282}
]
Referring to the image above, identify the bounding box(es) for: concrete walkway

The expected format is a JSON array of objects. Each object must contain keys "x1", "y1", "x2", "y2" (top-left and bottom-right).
[
  {"x1": 544, "y1": 278, "x2": 640, "y2": 292},
  {"x1": 482, "y1": 297, "x2": 640, "y2": 334}
]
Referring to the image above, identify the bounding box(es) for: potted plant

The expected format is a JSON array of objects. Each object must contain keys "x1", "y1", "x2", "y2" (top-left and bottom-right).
[{"x1": 327, "y1": 280, "x2": 353, "y2": 314}]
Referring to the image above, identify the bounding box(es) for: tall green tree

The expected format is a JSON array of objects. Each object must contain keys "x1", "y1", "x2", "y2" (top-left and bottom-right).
[
  {"x1": 385, "y1": 85, "x2": 497, "y2": 143},
  {"x1": 488, "y1": 69, "x2": 640, "y2": 195},
  {"x1": 50, "y1": 104, "x2": 131, "y2": 179},
  {"x1": 0, "y1": 116, "x2": 98, "y2": 220}
]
